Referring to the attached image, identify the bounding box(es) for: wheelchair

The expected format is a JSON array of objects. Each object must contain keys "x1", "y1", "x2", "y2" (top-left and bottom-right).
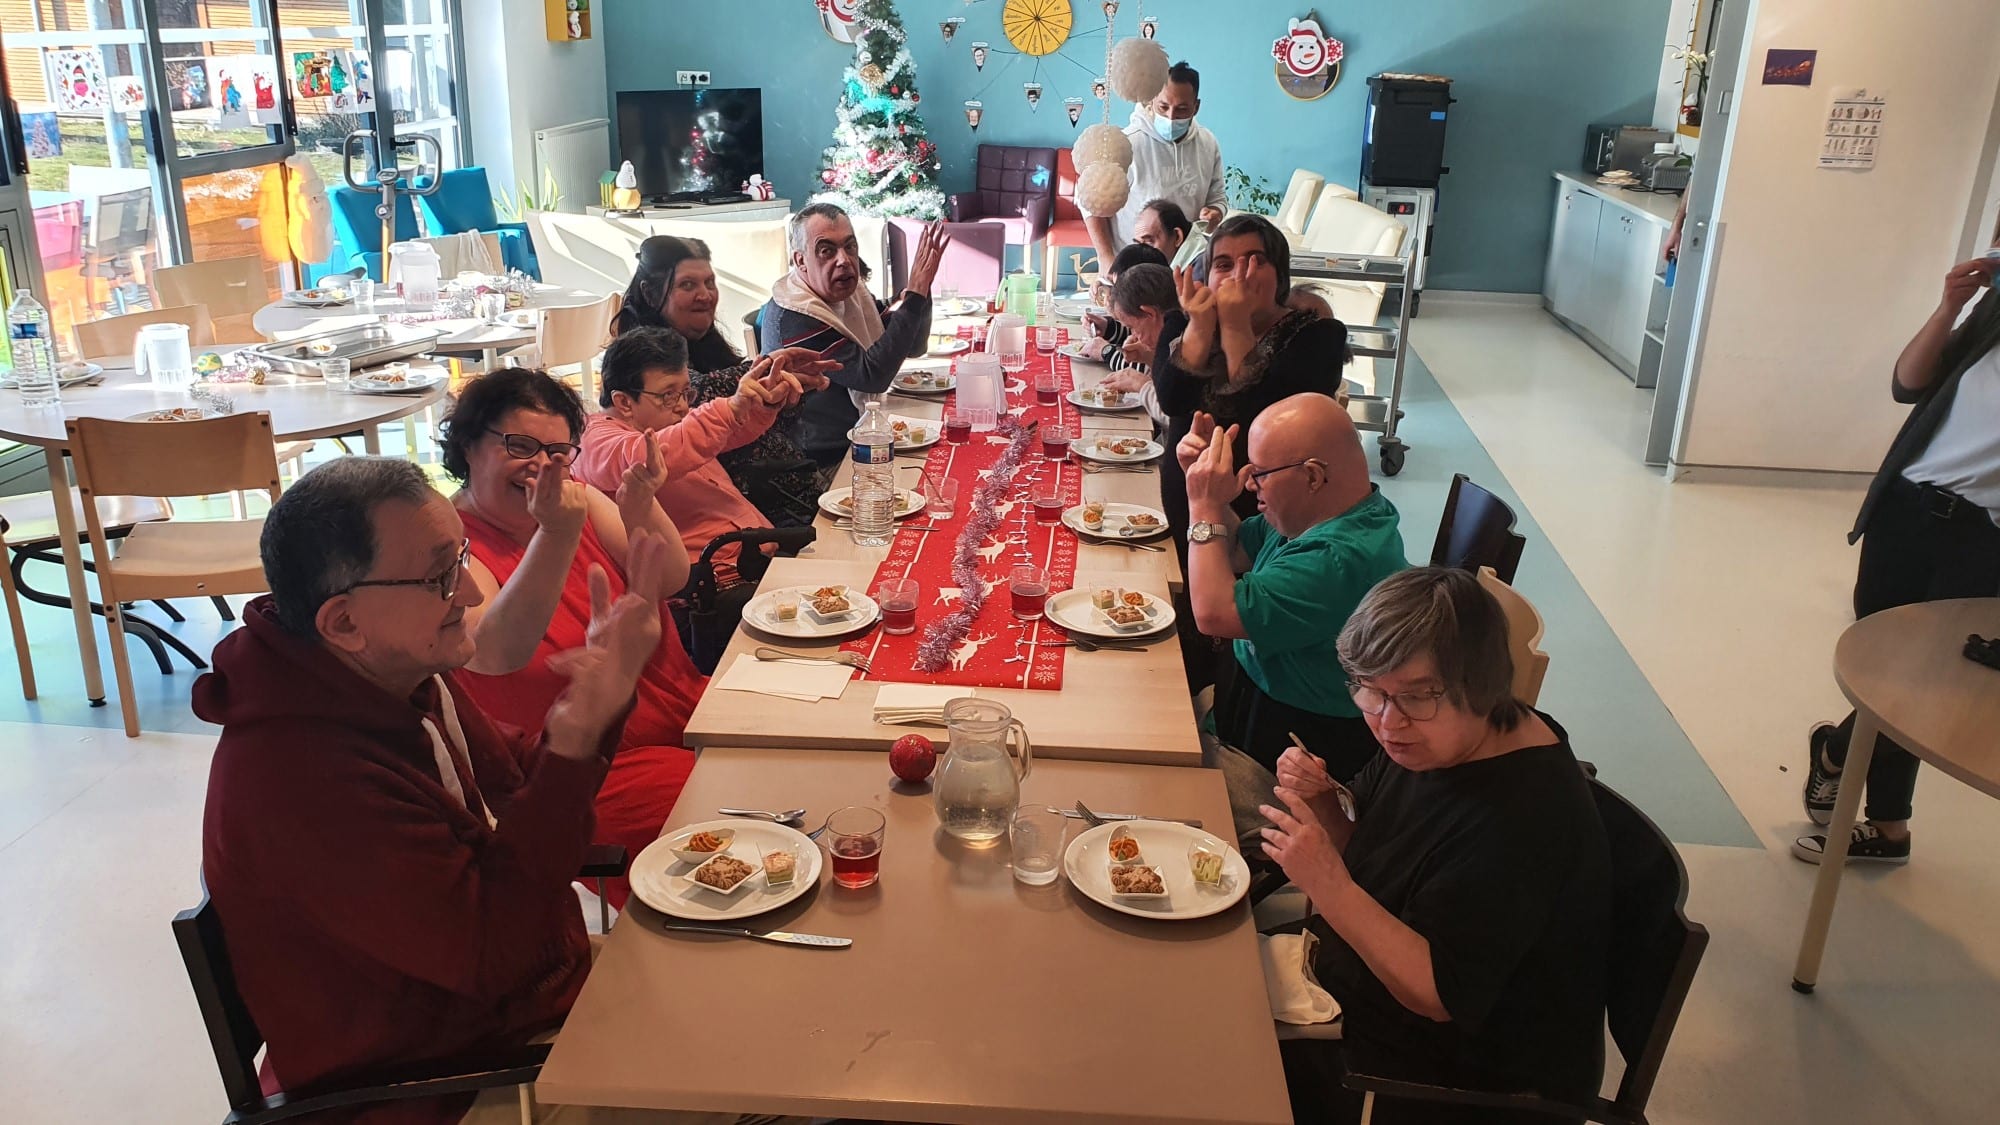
[{"x1": 673, "y1": 524, "x2": 817, "y2": 674}]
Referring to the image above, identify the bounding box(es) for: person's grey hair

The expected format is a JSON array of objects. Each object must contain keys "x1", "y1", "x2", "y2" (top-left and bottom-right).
[
  {"x1": 1336, "y1": 566, "x2": 1529, "y2": 733},
  {"x1": 1110, "y1": 262, "x2": 1178, "y2": 319},
  {"x1": 261, "y1": 457, "x2": 436, "y2": 638},
  {"x1": 790, "y1": 201, "x2": 851, "y2": 255}
]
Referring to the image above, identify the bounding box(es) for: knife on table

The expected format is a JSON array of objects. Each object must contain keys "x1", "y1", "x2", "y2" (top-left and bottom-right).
[
  {"x1": 1059, "y1": 811, "x2": 1203, "y2": 828},
  {"x1": 655, "y1": 922, "x2": 851, "y2": 948}
]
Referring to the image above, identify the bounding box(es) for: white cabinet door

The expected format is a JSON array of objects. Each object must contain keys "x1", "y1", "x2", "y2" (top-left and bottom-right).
[
  {"x1": 1579, "y1": 202, "x2": 1628, "y2": 343},
  {"x1": 1545, "y1": 186, "x2": 1601, "y2": 321},
  {"x1": 1605, "y1": 218, "x2": 1664, "y2": 368}
]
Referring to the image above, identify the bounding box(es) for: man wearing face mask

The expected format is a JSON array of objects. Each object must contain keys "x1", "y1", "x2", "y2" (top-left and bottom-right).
[{"x1": 1083, "y1": 61, "x2": 1228, "y2": 271}]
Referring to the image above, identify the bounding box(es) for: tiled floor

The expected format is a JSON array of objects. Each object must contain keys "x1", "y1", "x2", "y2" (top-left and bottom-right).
[{"x1": 2, "y1": 298, "x2": 1996, "y2": 1122}]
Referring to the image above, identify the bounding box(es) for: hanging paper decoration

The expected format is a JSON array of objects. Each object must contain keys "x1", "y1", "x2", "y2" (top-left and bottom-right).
[
  {"x1": 109, "y1": 76, "x2": 147, "y2": 113},
  {"x1": 817, "y1": 0, "x2": 862, "y2": 43},
  {"x1": 1272, "y1": 11, "x2": 1344, "y2": 100},
  {"x1": 1140, "y1": 17, "x2": 1158, "y2": 39},
  {"x1": 45, "y1": 49, "x2": 107, "y2": 112},
  {"x1": 1023, "y1": 82, "x2": 1043, "y2": 109},
  {"x1": 166, "y1": 59, "x2": 211, "y2": 111},
  {"x1": 940, "y1": 16, "x2": 964, "y2": 43},
  {"x1": 970, "y1": 42, "x2": 989, "y2": 70},
  {"x1": 1075, "y1": 123, "x2": 1133, "y2": 168},
  {"x1": 1064, "y1": 97, "x2": 1085, "y2": 127},
  {"x1": 22, "y1": 112, "x2": 60, "y2": 158},
  {"x1": 212, "y1": 58, "x2": 252, "y2": 128},
  {"x1": 1074, "y1": 161, "x2": 1131, "y2": 215},
  {"x1": 330, "y1": 49, "x2": 375, "y2": 111},
  {"x1": 1109, "y1": 37, "x2": 1169, "y2": 102},
  {"x1": 291, "y1": 51, "x2": 334, "y2": 99},
  {"x1": 964, "y1": 99, "x2": 984, "y2": 130},
  {"x1": 1091, "y1": 76, "x2": 1108, "y2": 101}
]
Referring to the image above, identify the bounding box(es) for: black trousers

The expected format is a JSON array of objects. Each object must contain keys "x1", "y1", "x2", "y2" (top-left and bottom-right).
[
  {"x1": 1212, "y1": 652, "x2": 1382, "y2": 780},
  {"x1": 1830, "y1": 477, "x2": 2000, "y2": 821}
]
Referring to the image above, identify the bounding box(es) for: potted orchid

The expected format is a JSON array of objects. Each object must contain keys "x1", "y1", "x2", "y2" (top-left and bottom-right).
[{"x1": 1670, "y1": 44, "x2": 1712, "y2": 128}]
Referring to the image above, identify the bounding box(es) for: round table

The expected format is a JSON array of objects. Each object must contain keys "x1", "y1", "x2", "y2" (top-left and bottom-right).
[
  {"x1": 1791, "y1": 597, "x2": 2000, "y2": 992},
  {"x1": 251, "y1": 282, "x2": 601, "y2": 363},
  {"x1": 0, "y1": 362, "x2": 447, "y2": 708}
]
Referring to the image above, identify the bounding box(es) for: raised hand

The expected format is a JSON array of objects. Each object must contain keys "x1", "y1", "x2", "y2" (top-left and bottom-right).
[
  {"x1": 523, "y1": 459, "x2": 588, "y2": 540},
  {"x1": 544, "y1": 552, "x2": 663, "y2": 761},
  {"x1": 1259, "y1": 785, "x2": 1353, "y2": 904},
  {"x1": 1940, "y1": 258, "x2": 1995, "y2": 317},
  {"x1": 1184, "y1": 422, "x2": 1244, "y2": 510},
  {"x1": 766, "y1": 346, "x2": 840, "y2": 387},
  {"x1": 1101, "y1": 366, "x2": 1148, "y2": 394},
  {"x1": 1176, "y1": 410, "x2": 1217, "y2": 471},
  {"x1": 1119, "y1": 335, "x2": 1152, "y2": 370},
  {"x1": 615, "y1": 429, "x2": 670, "y2": 531},
  {"x1": 1176, "y1": 264, "x2": 1216, "y2": 328},
  {"x1": 1199, "y1": 204, "x2": 1226, "y2": 229},
  {"x1": 1213, "y1": 274, "x2": 1256, "y2": 329},
  {"x1": 908, "y1": 220, "x2": 953, "y2": 296}
]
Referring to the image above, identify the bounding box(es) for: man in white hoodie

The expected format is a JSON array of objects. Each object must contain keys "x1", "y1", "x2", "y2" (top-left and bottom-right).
[{"x1": 1084, "y1": 61, "x2": 1228, "y2": 270}]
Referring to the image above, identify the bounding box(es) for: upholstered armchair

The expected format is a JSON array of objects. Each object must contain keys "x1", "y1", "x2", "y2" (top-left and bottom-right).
[{"x1": 946, "y1": 144, "x2": 1057, "y2": 270}]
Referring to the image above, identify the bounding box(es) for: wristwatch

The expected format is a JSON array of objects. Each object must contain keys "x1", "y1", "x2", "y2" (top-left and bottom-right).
[{"x1": 1189, "y1": 521, "x2": 1230, "y2": 544}]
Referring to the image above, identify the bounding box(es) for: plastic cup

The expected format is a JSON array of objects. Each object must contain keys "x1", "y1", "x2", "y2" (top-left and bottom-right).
[
  {"x1": 1010, "y1": 565, "x2": 1049, "y2": 621},
  {"x1": 1010, "y1": 805, "x2": 1067, "y2": 886},
  {"x1": 1035, "y1": 325, "x2": 1058, "y2": 354},
  {"x1": 319, "y1": 357, "x2": 351, "y2": 388},
  {"x1": 876, "y1": 578, "x2": 919, "y2": 635},
  {"x1": 1031, "y1": 476, "x2": 1063, "y2": 524},
  {"x1": 926, "y1": 477, "x2": 960, "y2": 520},
  {"x1": 944, "y1": 411, "x2": 971, "y2": 444},
  {"x1": 1041, "y1": 424, "x2": 1071, "y2": 461}
]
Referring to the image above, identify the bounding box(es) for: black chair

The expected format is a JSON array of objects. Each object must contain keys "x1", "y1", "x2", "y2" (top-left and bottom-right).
[
  {"x1": 1430, "y1": 473, "x2": 1527, "y2": 584},
  {"x1": 1341, "y1": 777, "x2": 1709, "y2": 1125},
  {"x1": 675, "y1": 525, "x2": 816, "y2": 674}
]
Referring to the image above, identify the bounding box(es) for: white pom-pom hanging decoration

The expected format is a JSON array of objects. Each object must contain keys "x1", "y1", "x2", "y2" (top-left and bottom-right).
[
  {"x1": 1109, "y1": 37, "x2": 1170, "y2": 104},
  {"x1": 1074, "y1": 161, "x2": 1132, "y2": 216},
  {"x1": 1074, "y1": 124, "x2": 1133, "y2": 170}
]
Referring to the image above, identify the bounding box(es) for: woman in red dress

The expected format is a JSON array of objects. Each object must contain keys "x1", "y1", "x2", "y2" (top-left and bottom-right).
[{"x1": 440, "y1": 368, "x2": 701, "y2": 908}]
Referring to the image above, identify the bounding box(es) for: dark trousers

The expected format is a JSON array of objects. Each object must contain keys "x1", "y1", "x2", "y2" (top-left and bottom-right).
[
  {"x1": 1213, "y1": 652, "x2": 1382, "y2": 780},
  {"x1": 1830, "y1": 477, "x2": 2000, "y2": 821},
  {"x1": 1280, "y1": 1039, "x2": 1580, "y2": 1125}
]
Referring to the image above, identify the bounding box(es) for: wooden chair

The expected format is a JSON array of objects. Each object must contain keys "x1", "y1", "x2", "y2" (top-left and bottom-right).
[
  {"x1": 69, "y1": 413, "x2": 281, "y2": 737},
  {"x1": 0, "y1": 513, "x2": 33, "y2": 700},
  {"x1": 154, "y1": 256, "x2": 270, "y2": 345},
  {"x1": 1478, "y1": 565, "x2": 1549, "y2": 707},
  {"x1": 173, "y1": 882, "x2": 549, "y2": 1125},
  {"x1": 1430, "y1": 473, "x2": 1527, "y2": 585},
  {"x1": 72, "y1": 303, "x2": 215, "y2": 361},
  {"x1": 1342, "y1": 778, "x2": 1710, "y2": 1125},
  {"x1": 513, "y1": 292, "x2": 620, "y2": 401}
]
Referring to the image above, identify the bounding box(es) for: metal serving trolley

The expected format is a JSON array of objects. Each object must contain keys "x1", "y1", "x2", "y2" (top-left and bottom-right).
[{"x1": 1290, "y1": 249, "x2": 1414, "y2": 476}]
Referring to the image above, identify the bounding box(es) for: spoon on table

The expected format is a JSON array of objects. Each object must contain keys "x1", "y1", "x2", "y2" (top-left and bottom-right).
[{"x1": 718, "y1": 807, "x2": 808, "y2": 826}]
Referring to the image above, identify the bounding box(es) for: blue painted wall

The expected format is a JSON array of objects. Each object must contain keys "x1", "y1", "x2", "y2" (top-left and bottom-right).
[{"x1": 603, "y1": 0, "x2": 1666, "y2": 293}]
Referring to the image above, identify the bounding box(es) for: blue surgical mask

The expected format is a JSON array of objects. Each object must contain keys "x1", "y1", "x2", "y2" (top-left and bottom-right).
[{"x1": 1153, "y1": 112, "x2": 1191, "y2": 143}]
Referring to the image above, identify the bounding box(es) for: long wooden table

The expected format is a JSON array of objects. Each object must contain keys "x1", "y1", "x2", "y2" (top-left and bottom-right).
[
  {"x1": 535, "y1": 747, "x2": 1291, "y2": 1125},
  {"x1": 683, "y1": 555, "x2": 1202, "y2": 766}
]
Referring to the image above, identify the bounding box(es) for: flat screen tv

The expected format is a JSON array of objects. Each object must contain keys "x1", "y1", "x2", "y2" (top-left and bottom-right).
[{"x1": 615, "y1": 88, "x2": 765, "y2": 201}]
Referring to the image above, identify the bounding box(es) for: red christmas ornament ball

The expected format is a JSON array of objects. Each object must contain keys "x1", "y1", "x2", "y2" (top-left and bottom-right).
[{"x1": 890, "y1": 734, "x2": 937, "y2": 782}]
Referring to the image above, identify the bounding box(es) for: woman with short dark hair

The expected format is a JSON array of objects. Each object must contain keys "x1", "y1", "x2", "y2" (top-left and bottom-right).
[
  {"x1": 1265, "y1": 566, "x2": 1610, "y2": 1124},
  {"x1": 439, "y1": 367, "x2": 707, "y2": 907}
]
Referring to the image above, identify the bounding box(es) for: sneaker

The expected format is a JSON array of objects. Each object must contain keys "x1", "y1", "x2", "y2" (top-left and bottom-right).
[
  {"x1": 1803, "y1": 722, "x2": 1841, "y2": 827},
  {"x1": 1792, "y1": 822, "x2": 1910, "y2": 866}
]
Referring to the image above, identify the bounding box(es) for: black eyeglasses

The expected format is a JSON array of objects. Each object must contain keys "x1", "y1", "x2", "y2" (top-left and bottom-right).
[
  {"x1": 634, "y1": 386, "x2": 690, "y2": 408},
  {"x1": 488, "y1": 430, "x2": 580, "y2": 461},
  {"x1": 1348, "y1": 681, "x2": 1448, "y2": 722},
  {"x1": 1247, "y1": 458, "x2": 1323, "y2": 486},
  {"x1": 339, "y1": 540, "x2": 471, "y2": 603}
]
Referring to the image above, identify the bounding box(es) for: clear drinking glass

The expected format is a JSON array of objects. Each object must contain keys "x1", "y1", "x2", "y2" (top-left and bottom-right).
[
  {"x1": 826, "y1": 806, "x2": 886, "y2": 889},
  {"x1": 1010, "y1": 804, "x2": 1067, "y2": 886},
  {"x1": 1035, "y1": 325, "x2": 1058, "y2": 354},
  {"x1": 1010, "y1": 564, "x2": 1049, "y2": 620},
  {"x1": 319, "y1": 357, "x2": 351, "y2": 388},
  {"x1": 940, "y1": 282, "x2": 959, "y2": 303},
  {"x1": 926, "y1": 476, "x2": 960, "y2": 520},
  {"x1": 351, "y1": 277, "x2": 376, "y2": 313},
  {"x1": 876, "y1": 577, "x2": 920, "y2": 636}
]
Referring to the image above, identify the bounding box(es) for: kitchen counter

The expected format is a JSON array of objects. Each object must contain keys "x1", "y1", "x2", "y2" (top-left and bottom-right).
[{"x1": 1553, "y1": 170, "x2": 1683, "y2": 228}]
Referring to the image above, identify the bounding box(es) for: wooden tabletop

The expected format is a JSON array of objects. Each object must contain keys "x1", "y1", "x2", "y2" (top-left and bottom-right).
[
  {"x1": 685, "y1": 556, "x2": 1201, "y2": 766},
  {"x1": 0, "y1": 361, "x2": 445, "y2": 447},
  {"x1": 1834, "y1": 598, "x2": 2000, "y2": 799},
  {"x1": 536, "y1": 747, "x2": 1290, "y2": 1125}
]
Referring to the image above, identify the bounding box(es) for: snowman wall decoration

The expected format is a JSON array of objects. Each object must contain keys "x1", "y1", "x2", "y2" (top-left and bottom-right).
[
  {"x1": 1271, "y1": 12, "x2": 1344, "y2": 100},
  {"x1": 816, "y1": 0, "x2": 861, "y2": 44}
]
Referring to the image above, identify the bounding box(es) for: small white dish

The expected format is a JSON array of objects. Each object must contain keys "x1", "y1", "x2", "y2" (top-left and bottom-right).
[
  {"x1": 818, "y1": 487, "x2": 925, "y2": 521},
  {"x1": 1068, "y1": 387, "x2": 1142, "y2": 413},
  {"x1": 1077, "y1": 436, "x2": 1163, "y2": 464},
  {"x1": 892, "y1": 372, "x2": 956, "y2": 395},
  {"x1": 668, "y1": 827, "x2": 736, "y2": 865},
  {"x1": 630, "y1": 819, "x2": 823, "y2": 922},
  {"x1": 926, "y1": 336, "x2": 971, "y2": 357},
  {"x1": 1097, "y1": 596, "x2": 1163, "y2": 633},
  {"x1": 1107, "y1": 864, "x2": 1169, "y2": 899},
  {"x1": 686, "y1": 853, "x2": 761, "y2": 897}
]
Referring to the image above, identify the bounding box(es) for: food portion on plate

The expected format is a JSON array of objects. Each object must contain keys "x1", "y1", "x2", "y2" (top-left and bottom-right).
[
  {"x1": 1189, "y1": 841, "x2": 1229, "y2": 887},
  {"x1": 1108, "y1": 864, "x2": 1166, "y2": 896},
  {"x1": 143, "y1": 407, "x2": 207, "y2": 422},
  {"x1": 690, "y1": 854, "x2": 757, "y2": 893},
  {"x1": 670, "y1": 827, "x2": 737, "y2": 864},
  {"x1": 1125, "y1": 512, "x2": 1162, "y2": 530},
  {"x1": 762, "y1": 850, "x2": 797, "y2": 887},
  {"x1": 1073, "y1": 386, "x2": 1136, "y2": 409},
  {"x1": 1107, "y1": 825, "x2": 1144, "y2": 864},
  {"x1": 893, "y1": 368, "x2": 954, "y2": 393},
  {"x1": 1098, "y1": 437, "x2": 1152, "y2": 458},
  {"x1": 926, "y1": 334, "x2": 970, "y2": 356},
  {"x1": 890, "y1": 419, "x2": 933, "y2": 447}
]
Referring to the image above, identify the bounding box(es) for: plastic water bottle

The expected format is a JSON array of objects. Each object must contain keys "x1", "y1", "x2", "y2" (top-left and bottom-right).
[
  {"x1": 8, "y1": 289, "x2": 59, "y2": 408},
  {"x1": 848, "y1": 395, "x2": 897, "y2": 546}
]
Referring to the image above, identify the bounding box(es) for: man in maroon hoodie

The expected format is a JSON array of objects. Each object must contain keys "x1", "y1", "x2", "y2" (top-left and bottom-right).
[{"x1": 194, "y1": 456, "x2": 732, "y2": 1125}]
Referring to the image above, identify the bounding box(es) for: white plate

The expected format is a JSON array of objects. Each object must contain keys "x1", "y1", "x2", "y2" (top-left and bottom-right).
[
  {"x1": 2, "y1": 363, "x2": 101, "y2": 390},
  {"x1": 743, "y1": 584, "x2": 882, "y2": 639},
  {"x1": 494, "y1": 309, "x2": 539, "y2": 330},
  {"x1": 1061, "y1": 502, "x2": 1170, "y2": 542},
  {"x1": 1068, "y1": 388, "x2": 1143, "y2": 413},
  {"x1": 349, "y1": 370, "x2": 445, "y2": 395},
  {"x1": 935, "y1": 297, "x2": 985, "y2": 317},
  {"x1": 892, "y1": 372, "x2": 956, "y2": 395},
  {"x1": 1057, "y1": 341, "x2": 1099, "y2": 361},
  {"x1": 926, "y1": 336, "x2": 971, "y2": 357},
  {"x1": 1064, "y1": 821, "x2": 1250, "y2": 920},
  {"x1": 630, "y1": 819, "x2": 823, "y2": 922},
  {"x1": 817, "y1": 487, "x2": 925, "y2": 521},
  {"x1": 1044, "y1": 586, "x2": 1175, "y2": 641},
  {"x1": 894, "y1": 428, "x2": 939, "y2": 453},
  {"x1": 283, "y1": 289, "x2": 352, "y2": 308},
  {"x1": 125, "y1": 407, "x2": 211, "y2": 423},
  {"x1": 1075, "y1": 436, "x2": 1163, "y2": 464}
]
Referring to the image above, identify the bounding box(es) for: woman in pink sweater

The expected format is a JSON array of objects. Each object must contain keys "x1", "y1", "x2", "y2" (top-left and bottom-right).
[{"x1": 572, "y1": 327, "x2": 830, "y2": 585}]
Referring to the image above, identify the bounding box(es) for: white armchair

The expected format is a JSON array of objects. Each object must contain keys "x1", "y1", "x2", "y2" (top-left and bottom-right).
[
  {"x1": 1296, "y1": 193, "x2": 1408, "y2": 329},
  {"x1": 1273, "y1": 170, "x2": 1325, "y2": 239}
]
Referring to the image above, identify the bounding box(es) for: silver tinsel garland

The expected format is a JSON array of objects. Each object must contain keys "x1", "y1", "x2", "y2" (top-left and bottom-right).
[{"x1": 912, "y1": 414, "x2": 1038, "y2": 672}]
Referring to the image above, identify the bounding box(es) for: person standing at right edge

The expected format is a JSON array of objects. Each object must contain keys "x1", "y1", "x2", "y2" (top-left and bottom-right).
[
  {"x1": 1082, "y1": 61, "x2": 1228, "y2": 271},
  {"x1": 1797, "y1": 247, "x2": 2000, "y2": 865}
]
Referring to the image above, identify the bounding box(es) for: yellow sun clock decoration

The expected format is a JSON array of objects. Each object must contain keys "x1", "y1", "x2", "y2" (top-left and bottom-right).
[{"x1": 1002, "y1": 0, "x2": 1072, "y2": 57}]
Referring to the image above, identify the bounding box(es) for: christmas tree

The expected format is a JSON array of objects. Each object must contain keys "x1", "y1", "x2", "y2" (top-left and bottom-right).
[{"x1": 812, "y1": 0, "x2": 945, "y2": 218}]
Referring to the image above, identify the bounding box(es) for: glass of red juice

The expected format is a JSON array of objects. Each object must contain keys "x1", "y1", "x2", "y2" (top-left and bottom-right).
[
  {"x1": 944, "y1": 410, "x2": 971, "y2": 443},
  {"x1": 1032, "y1": 475, "x2": 1063, "y2": 523},
  {"x1": 826, "y1": 806, "x2": 885, "y2": 889},
  {"x1": 875, "y1": 578, "x2": 919, "y2": 635},
  {"x1": 1041, "y1": 423, "x2": 1071, "y2": 461},
  {"x1": 1010, "y1": 564, "x2": 1049, "y2": 621},
  {"x1": 1034, "y1": 370, "x2": 1060, "y2": 406}
]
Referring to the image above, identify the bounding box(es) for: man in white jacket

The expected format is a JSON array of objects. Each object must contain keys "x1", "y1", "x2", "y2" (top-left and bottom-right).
[{"x1": 1084, "y1": 61, "x2": 1228, "y2": 270}]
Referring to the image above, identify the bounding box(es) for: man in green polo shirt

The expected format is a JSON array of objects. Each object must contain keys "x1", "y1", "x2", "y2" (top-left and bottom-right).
[{"x1": 1181, "y1": 394, "x2": 1407, "y2": 784}]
